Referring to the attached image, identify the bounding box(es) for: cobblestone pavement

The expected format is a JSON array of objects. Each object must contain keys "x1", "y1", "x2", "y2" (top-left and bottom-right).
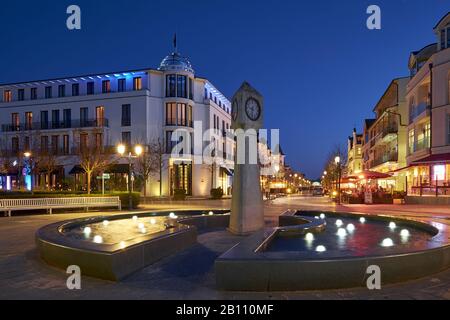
[{"x1": 0, "y1": 196, "x2": 449, "y2": 300}]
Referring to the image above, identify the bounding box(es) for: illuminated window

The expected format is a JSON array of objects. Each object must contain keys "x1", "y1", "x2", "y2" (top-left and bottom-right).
[
  {"x1": 408, "y1": 129, "x2": 415, "y2": 154},
  {"x1": 433, "y1": 165, "x2": 446, "y2": 181},
  {"x1": 63, "y1": 135, "x2": 70, "y2": 155},
  {"x1": 133, "y1": 77, "x2": 142, "y2": 91},
  {"x1": 165, "y1": 103, "x2": 177, "y2": 125},
  {"x1": 448, "y1": 115, "x2": 450, "y2": 145},
  {"x1": 3, "y1": 90, "x2": 12, "y2": 102},
  {"x1": 25, "y1": 112, "x2": 32, "y2": 130},
  {"x1": 102, "y1": 80, "x2": 111, "y2": 93}
]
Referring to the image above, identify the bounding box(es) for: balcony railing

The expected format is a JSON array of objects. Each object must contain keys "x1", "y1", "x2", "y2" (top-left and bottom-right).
[
  {"x1": 372, "y1": 152, "x2": 398, "y2": 167},
  {"x1": 1, "y1": 118, "x2": 109, "y2": 132},
  {"x1": 409, "y1": 102, "x2": 429, "y2": 123}
]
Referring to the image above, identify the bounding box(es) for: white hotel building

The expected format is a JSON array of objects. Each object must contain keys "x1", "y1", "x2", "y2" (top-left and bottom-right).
[{"x1": 0, "y1": 49, "x2": 234, "y2": 197}]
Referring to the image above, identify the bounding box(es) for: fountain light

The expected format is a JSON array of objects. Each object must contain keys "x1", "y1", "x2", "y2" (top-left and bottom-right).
[
  {"x1": 319, "y1": 213, "x2": 326, "y2": 219},
  {"x1": 83, "y1": 227, "x2": 92, "y2": 236},
  {"x1": 389, "y1": 222, "x2": 397, "y2": 230},
  {"x1": 169, "y1": 212, "x2": 178, "y2": 219},
  {"x1": 138, "y1": 223, "x2": 145, "y2": 229},
  {"x1": 140, "y1": 228, "x2": 147, "y2": 234},
  {"x1": 346, "y1": 224, "x2": 355, "y2": 233},
  {"x1": 132, "y1": 215, "x2": 138, "y2": 221},
  {"x1": 359, "y1": 217, "x2": 366, "y2": 223},
  {"x1": 315, "y1": 245, "x2": 326, "y2": 252},
  {"x1": 335, "y1": 219, "x2": 343, "y2": 227},
  {"x1": 150, "y1": 218, "x2": 156, "y2": 225},
  {"x1": 314, "y1": 216, "x2": 319, "y2": 219},
  {"x1": 381, "y1": 238, "x2": 394, "y2": 247},
  {"x1": 209, "y1": 211, "x2": 214, "y2": 216},
  {"x1": 305, "y1": 233, "x2": 314, "y2": 241},
  {"x1": 400, "y1": 229, "x2": 410, "y2": 237},
  {"x1": 337, "y1": 228, "x2": 347, "y2": 237},
  {"x1": 103, "y1": 220, "x2": 109, "y2": 226},
  {"x1": 93, "y1": 235, "x2": 103, "y2": 244},
  {"x1": 119, "y1": 241, "x2": 126, "y2": 249}
]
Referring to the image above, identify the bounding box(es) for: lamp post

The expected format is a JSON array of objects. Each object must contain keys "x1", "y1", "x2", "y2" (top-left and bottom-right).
[
  {"x1": 117, "y1": 144, "x2": 143, "y2": 210},
  {"x1": 334, "y1": 155, "x2": 341, "y2": 204},
  {"x1": 24, "y1": 152, "x2": 33, "y2": 193}
]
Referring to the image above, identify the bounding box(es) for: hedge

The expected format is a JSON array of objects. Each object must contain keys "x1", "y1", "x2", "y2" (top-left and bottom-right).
[{"x1": 0, "y1": 191, "x2": 141, "y2": 209}]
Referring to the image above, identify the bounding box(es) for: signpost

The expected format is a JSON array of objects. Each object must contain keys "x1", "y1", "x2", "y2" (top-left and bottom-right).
[{"x1": 96, "y1": 173, "x2": 110, "y2": 195}]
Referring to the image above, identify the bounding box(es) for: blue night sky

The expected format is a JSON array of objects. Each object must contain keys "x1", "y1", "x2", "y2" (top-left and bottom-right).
[{"x1": 0, "y1": 0, "x2": 447, "y2": 179}]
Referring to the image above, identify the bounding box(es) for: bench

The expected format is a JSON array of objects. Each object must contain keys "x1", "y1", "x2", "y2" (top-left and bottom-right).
[{"x1": 0, "y1": 197, "x2": 121, "y2": 217}]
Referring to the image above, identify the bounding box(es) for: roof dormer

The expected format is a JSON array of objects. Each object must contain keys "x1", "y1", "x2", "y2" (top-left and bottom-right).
[{"x1": 433, "y1": 12, "x2": 450, "y2": 51}]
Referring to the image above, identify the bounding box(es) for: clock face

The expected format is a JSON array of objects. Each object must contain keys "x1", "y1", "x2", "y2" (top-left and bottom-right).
[
  {"x1": 231, "y1": 100, "x2": 238, "y2": 121},
  {"x1": 245, "y1": 98, "x2": 261, "y2": 121}
]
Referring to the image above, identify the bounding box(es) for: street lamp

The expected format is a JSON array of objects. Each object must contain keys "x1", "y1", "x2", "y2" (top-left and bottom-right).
[
  {"x1": 117, "y1": 144, "x2": 143, "y2": 210},
  {"x1": 334, "y1": 155, "x2": 341, "y2": 204}
]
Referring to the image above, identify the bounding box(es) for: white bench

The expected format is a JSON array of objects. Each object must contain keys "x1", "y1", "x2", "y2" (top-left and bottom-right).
[{"x1": 0, "y1": 197, "x2": 122, "y2": 217}]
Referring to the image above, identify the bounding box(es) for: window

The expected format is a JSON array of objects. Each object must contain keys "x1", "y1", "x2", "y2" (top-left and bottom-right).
[
  {"x1": 63, "y1": 135, "x2": 70, "y2": 155},
  {"x1": 45, "y1": 86, "x2": 52, "y2": 99},
  {"x1": 52, "y1": 110, "x2": 60, "y2": 129},
  {"x1": 424, "y1": 123, "x2": 431, "y2": 148},
  {"x1": 51, "y1": 136, "x2": 59, "y2": 154},
  {"x1": 121, "y1": 104, "x2": 131, "y2": 126},
  {"x1": 177, "y1": 75, "x2": 187, "y2": 98},
  {"x1": 18, "y1": 89, "x2": 25, "y2": 101},
  {"x1": 12, "y1": 137, "x2": 19, "y2": 153},
  {"x1": 166, "y1": 130, "x2": 174, "y2": 153},
  {"x1": 122, "y1": 131, "x2": 131, "y2": 146},
  {"x1": 133, "y1": 77, "x2": 142, "y2": 91},
  {"x1": 95, "y1": 133, "x2": 103, "y2": 149},
  {"x1": 448, "y1": 115, "x2": 450, "y2": 145},
  {"x1": 87, "y1": 82, "x2": 94, "y2": 95},
  {"x1": 24, "y1": 136, "x2": 30, "y2": 152},
  {"x1": 447, "y1": 27, "x2": 450, "y2": 49},
  {"x1": 25, "y1": 112, "x2": 32, "y2": 130},
  {"x1": 11, "y1": 113, "x2": 19, "y2": 131},
  {"x1": 41, "y1": 136, "x2": 49, "y2": 153},
  {"x1": 80, "y1": 107, "x2": 88, "y2": 127},
  {"x1": 166, "y1": 102, "x2": 177, "y2": 125},
  {"x1": 118, "y1": 78, "x2": 126, "y2": 92},
  {"x1": 189, "y1": 78, "x2": 193, "y2": 100},
  {"x1": 80, "y1": 133, "x2": 88, "y2": 151},
  {"x1": 40, "y1": 111, "x2": 48, "y2": 129},
  {"x1": 31, "y1": 88, "x2": 37, "y2": 100},
  {"x1": 408, "y1": 129, "x2": 415, "y2": 154},
  {"x1": 102, "y1": 80, "x2": 111, "y2": 93},
  {"x1": 3, "y1": 90, "x2": 12, "y2": 102},
  {"x1": 63, "y1": 109, "x2": 71, "y2": 128},
  {"x1": 177, "y1": 103, "x2": 186, "y2": 126},
  {"x1": 58, "y1": 85, "x2": 66, "y2": 97},
  {"x1": 166, "y1": 75, "x2": 176, "y2": 97},
  {"x1": 72, "y1": 83, "x2": 79, "y2": 96},
  {"x1": 96, "y1": 106, "x2": 105, "y2": 126},
  {"x1": 188, "y1": 105, "x2": 192, "y2": 127}
]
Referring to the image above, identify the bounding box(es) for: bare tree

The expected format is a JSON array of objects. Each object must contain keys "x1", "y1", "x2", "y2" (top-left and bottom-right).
[
  {"x1": 35, "y1": 149, "x2": 59, "y2": 191},
  {"x1": 74, "y1": 129, "x2": 112, "y2": 194},
  {"x1": 134, "y1": 143, "x2": 157, "y2": 198},
  {"x1": 0, "y1": 137, "x2": 13, "y2": 189}
]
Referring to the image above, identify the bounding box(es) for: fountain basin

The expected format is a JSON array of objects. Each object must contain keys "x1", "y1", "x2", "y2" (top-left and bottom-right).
[
  {"x1": 36, "y1": 210, "x2": 229, "y2": 281},
  {"x1": 215, "y1": 210, "x2": 450, "y2": 291}
]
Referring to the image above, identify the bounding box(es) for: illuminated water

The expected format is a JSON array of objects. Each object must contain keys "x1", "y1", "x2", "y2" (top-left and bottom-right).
[{"x1": 267, "y1": 212, "x2": 437, "y2": 258}]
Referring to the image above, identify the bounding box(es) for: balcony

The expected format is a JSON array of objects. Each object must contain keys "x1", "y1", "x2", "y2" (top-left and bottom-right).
[
  {"x1": 409, "y1": 102, "x2": 430, "y2": 123},
  {"x1": 1, "y1": 118, "x2": 109, "y2": 133},
  {"x1": 372, "y1": 152, "x2": 398, "y2": 167}
]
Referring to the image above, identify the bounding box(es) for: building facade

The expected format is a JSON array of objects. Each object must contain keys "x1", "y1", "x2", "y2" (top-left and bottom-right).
[
  {"x1": 346, "y1": 129, "x2": 363, "y2": 176},
  {"x1": 404, "y1": 12, "x2": 450, "y2": 197},
  {"x1": 0, "y1": 49, "x2": 234, "y2": 197}
]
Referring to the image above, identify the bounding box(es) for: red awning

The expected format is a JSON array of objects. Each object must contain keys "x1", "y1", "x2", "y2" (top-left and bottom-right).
[
  {"x1": 347, "y1": 170, "x2": 392, "y2": 180},
  {"x1": 411, "y1": 153, "x2": 450, "y2": 165}
]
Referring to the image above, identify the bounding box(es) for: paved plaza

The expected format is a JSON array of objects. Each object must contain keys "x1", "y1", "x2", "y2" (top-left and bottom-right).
[{"x1": 1, "y1": 196, "x2": 450, "y2": 300}]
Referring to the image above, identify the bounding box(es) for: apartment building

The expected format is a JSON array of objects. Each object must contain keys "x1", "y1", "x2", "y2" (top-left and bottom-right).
[
  {"x1": 0, "y1": 48, "x2": 234, "y2": 197},
  {"x1": 346, "y1": 129, "x2": 363, "y2": 176},
  {"x1": 404, "y1": 12, "x2": 450, "y2": 198}
]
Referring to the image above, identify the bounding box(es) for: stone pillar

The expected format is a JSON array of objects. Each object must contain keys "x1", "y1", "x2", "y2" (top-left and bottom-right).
[{"x1": 229, "y1": 82, "x2": 264, "y2": 235}]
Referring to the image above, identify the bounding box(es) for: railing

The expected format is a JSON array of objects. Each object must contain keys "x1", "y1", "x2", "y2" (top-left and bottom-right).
[
  {"x1": 409, "y1": 102, "x2": 429, "y2": 123},
  {"x1": 372, "y1": 152, "x2": 398, "y2": 167},
  {"x1": 1, "y1": 118, "x2": 109, "y2": 132}
]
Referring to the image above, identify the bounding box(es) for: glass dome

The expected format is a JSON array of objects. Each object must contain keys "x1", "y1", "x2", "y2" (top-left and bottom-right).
[{"x1": 158, "y1": 52, "x2": 194, "y2": 74}]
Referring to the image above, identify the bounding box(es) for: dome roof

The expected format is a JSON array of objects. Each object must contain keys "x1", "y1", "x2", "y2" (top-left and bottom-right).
[{"x1": 158, "y1": 52, "x2": 194, "y2": 73}]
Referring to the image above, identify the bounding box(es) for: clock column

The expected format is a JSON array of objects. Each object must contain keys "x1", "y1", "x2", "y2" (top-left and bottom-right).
[{"x1": 229, "y1": 82, "x2": 264, "y2": 235}]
